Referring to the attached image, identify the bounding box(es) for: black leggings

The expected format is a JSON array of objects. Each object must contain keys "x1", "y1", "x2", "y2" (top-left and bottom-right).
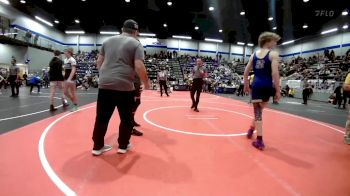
[{"x1": 190, "y1": 78, "x2": 203, "y2": 109}]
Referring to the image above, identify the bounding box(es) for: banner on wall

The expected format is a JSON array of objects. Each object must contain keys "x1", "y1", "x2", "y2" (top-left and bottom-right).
[
  {"x1": 140, "y1": 38, "x2": 166, "y2": 47},
  {"x1": 286, "y1": 80, "x2": 302, "y2": 89}
]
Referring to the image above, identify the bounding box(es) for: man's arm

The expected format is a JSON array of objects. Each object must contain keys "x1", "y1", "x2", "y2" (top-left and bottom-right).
[
  {"x1": 135, "y1": 59, "x2": 150, "y2": 89},
  {"x1": 271, "y1": 51, "x2": 281, "y2": 100},
  {"x1": 243, "y1": 55, "x2": 253, "y2": 92},
  {"x1": 344, "y1": 84, "x2": 350, "y2": 92},
  {"x1": 96, "y1": 54, "x2": 104, "y2": 70},
  {"x1": 67, "y1": 59, "x2": 77, "y2": 82},
  {"x1": 343, "y1": 73, "x2": 350, "y2": 91}
]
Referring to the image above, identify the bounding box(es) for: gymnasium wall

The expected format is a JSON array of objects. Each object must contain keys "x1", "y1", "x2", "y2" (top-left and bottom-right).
[
  {"x1": 280, "y1": 31, "x2": 350, "y2": 60},
  {"x1": 26, "y1": 47, "x2": 54, "y2": 71},
  {"x1": 0, "y1": 44, "x2": 27, "y2": 65},
  {"x1": 0, "y1": 3, "x2": 65, "y2": 49},
  {"x1": 0, "y1": 43, "x2": 55, "y2": 71}
]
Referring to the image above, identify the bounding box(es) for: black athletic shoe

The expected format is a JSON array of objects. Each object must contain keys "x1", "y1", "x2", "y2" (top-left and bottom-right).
[
  {"x1": 132, "y1": 128, "x2": 143, "y2": 136},
  {"x1": 191, "y1": 104, "x2": 195, "y2": 109},
  {"x1": 62, "y1": 101, "x2": 69, "y2": 107},
  {"x1": 133, "y1": 121, "x2": 141, "y2": 127},
  {"x1": 194, "y1": 108, "x2": 199, "y2": 112},
  {"x1": 50, "y1": 105, "x2": 57, "y2": 112}
]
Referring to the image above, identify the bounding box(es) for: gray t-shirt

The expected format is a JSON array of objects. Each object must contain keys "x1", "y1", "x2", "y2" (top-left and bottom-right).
[
  {"x1": 9, "y1": 65, "x2": 19, "y2": 76},
  {"x1": 192, "y1": 65, "x2": 206, "y2": 79},
  {"x1": 99, "y1": 34, "x2": 144, "y2": 91}
]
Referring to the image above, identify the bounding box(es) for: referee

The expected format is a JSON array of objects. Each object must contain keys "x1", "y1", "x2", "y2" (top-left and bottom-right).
[
  {"x1": 190, "y1": 58, "x2": 206, "y2": 112},
  {"x1": 92, "y1": 19, "x2": 149, "y2": 155}
]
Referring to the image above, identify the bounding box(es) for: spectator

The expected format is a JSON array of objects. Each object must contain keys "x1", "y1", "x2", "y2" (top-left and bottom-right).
[
  {"x1": 22, "y1": 72, "x2": 28, "y2": 86},
  {"x1": 29, "y1": 76, "x2": 41, "y2": 94},
  {"x1": 25, "y1": 30, "x2": 32, "y2": 43},
  {"x1": 334, "y1": 84, "x2": 346, "y2": 109},
  {"x1": 302, "y1": 84, "x2": 313, "y2": 104},
  {"x1": 34, "y1": 34, "x2": 39, "y2": 45},
  {"x1": 288, "y1": 88, "x2": 295, "y2": 97}
]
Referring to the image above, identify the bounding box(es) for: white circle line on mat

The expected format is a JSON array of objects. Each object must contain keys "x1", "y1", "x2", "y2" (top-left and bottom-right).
[
  {"x1": 143, "y1": 105, "x2": 253, "y2": 137},
  {"x1": 39, "y1": 105, "x2": 95, "y2": 196}
]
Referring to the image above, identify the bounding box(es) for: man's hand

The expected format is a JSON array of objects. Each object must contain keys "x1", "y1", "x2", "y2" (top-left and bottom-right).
[
  {"x1": 274, "y1": 90, "x2": 281, "y2": 102},
  {"x1": 244, "y1": 84, "x2": 250, "y2": 94},
  {"x1": 143, "y1": 80, "x2": 151, "y2": 90},
  {"x1": 66, "y1": 79, "x2": 74, "y2": 84}
]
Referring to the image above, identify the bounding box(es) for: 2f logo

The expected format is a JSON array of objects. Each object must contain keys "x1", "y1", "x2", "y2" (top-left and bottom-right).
[{"x1": 315, "y1": 10, "x2": 334, "y2": 17}]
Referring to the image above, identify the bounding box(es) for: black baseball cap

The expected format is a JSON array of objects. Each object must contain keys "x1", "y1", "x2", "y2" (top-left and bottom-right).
[{"x1": 123, "y1": 19, "x2": 139, "y2": 31}]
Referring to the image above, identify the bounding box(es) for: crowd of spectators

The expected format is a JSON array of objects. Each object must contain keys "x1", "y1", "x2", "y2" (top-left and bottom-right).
[{"x1": 281, "y1": 49, "x2": 350, "y2": 82}]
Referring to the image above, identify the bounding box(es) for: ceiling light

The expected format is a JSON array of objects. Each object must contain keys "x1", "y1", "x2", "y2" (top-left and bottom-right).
[
  {"x1": 240, "y1": 11, "x2": 245, "y2": 16},
  {"x1": 282, "y1": 40, "x2": 295, "y2": 45},
  {"x1": 209, "y1": 7, "x2": 214, "y2": 11},
  {"x1": 237, "y1": 42, "x2": 245, "y2": 45},
  {"x1": 139, "y1": 33, "x2": 156, "y2": 37},
  {"x1": 47, "y1": 0, "x2": 52, "y2": 2},
  {"x1": 195, "y1": 26, "x2": 199, "y2": 30},
  {"x1": 167, "y1": 1, "x2": 172, "y2": 6},
  {"x1": 75, "y1": 19, "x2": 80, "y2": 24},
  {"x1": 0, "y1": 0, "x2": 10, "y2": 5},
  {"x1": 20, "y1": 0, "x2": 26, "y2": 4},
  {"x1": 343, "y1": 25, "x2": 349, "y2": 29},
  {"x1": 82, "y1": 0, "x2": 86, "y2": 1},
  {"x1": 35, "y1": 16, "x2": 53, "y2": 27},
  {"x1": 303, "y1": 24, "x2": 308, "y2": 29},
  {"x1": 172, "y1": 35, "x2": 192, "y2": 40},
  {"x1": 205, "y1": 38, "x2": 223, "y2": 43},
  {"x1": 303, "y1": 0, "x2": 309, "y2": 2},
  {"x1": 321, "y1": 28, "x2": 338, "y2": 35},
  {"x1": 65, "y1": 31, "x2": 85, "y2": 34},
  {"x1": 342, "y1": 10, "x2": 349, "y2": 16},
  {"x1": 100, "y1": 31, "x2": 120, "y2": 35},
  {"x1": 163, "y1": 23, "x2": 167, "y2": 27},
  {"x1": 125, "y1": 0, "x2": 130, "y2": 2},
  {"x1": 219, "y1": 29, "x2": 223, "y2": 33},
  {"x1": 54, "y1": 20, "x2": 59, "y2": 24},
  {"x1": 247, "y1": 43, "x2": 254, "y2": 47},
  {"x1": 272, "y1": 26, "x2": 277, "y2": 30},
  {"x1": 268, "y1": 17, "x2": 273, "y2": 21}
]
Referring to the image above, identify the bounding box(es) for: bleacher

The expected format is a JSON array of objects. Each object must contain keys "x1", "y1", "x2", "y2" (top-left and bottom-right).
[
  {"x1": 234, "y1": 63, "x2": 246, "y2": 75},
  {"x1": 144, "y1": 58, "x2": 185, "y2": 83},
  {"x1": 76, "y1": 62, "x2": 98, "y2": 77}
]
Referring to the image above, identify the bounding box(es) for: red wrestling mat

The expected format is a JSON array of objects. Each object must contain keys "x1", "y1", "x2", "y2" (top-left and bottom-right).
[{"x1": 0, "y1": 91, "x2": 349, "y2": 196}]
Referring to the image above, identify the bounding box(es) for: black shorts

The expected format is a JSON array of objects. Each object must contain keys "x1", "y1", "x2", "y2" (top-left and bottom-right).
[{"x1": 251, "y1": 87, "x2": 275, "y2": 103}]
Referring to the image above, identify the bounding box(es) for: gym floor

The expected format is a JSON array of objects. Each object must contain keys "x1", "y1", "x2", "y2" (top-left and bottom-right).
[{"x1": 0, "y1": 87, "x2": 349, "y2": 196}]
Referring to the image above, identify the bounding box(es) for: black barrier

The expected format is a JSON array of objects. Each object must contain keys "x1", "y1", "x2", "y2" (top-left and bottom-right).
[{"x1": 173, "y1": 85, "x2": 189, "y2": 91}]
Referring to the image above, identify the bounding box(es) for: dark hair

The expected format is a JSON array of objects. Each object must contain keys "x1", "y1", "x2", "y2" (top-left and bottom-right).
[
  {"x1": 53, "y1": 50, "x2": 61, "y2": 56},
  {"x1": 122, "y1": 27, "x2": 137, "y2": 34}
]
